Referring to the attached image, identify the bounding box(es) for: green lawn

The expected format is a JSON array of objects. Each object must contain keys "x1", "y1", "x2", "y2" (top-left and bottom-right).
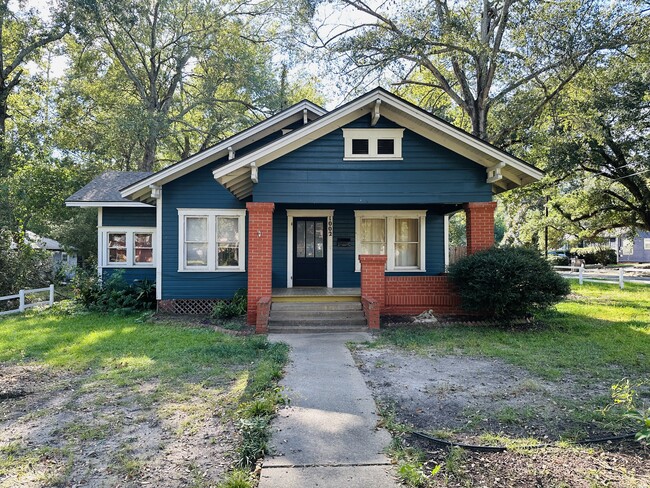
[
  {"x1": 0, "y1": 307, "x2": 287, "y2": 487},
  {"x1": 377, "y1": 281, "x2": 649, "y2": 383}
]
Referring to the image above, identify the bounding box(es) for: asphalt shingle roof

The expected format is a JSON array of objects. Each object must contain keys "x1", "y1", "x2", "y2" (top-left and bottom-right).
[{"x1": 66, "y1": 171, "x2": 153, "y2": 203}]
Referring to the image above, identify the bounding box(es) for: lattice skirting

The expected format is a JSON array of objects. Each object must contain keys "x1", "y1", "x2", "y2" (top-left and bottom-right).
[{"x1": 157, "y1": 299, "x2": 219, "y2": 315}]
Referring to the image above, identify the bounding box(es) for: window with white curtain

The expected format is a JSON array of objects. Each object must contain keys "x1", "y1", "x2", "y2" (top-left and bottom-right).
[
  {"x1": 355, "y1": 211, "x2": 426, "y2": 272},
  {"x1": 178, "y1": 209, "x2": 246, "y2": 271},
  {"x1": 101, "y1": 228, "x2": 155, "y2": 267}
]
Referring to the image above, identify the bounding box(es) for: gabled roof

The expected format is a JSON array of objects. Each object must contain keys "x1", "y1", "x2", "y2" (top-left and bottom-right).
[
  {"x1": 121, "y1": 100, "x2": 327, "y2": 202},
  {"x1": 66, "y1": 171, "x2": 154, "y2": 207},
  {"x1": 212, "y1": 87, "x2": 544, "y2": 199}
]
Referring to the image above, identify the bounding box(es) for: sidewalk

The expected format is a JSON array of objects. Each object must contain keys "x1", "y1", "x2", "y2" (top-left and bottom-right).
[{"x1": 259, "y1": 333, "x2": 398, "y2": 488}]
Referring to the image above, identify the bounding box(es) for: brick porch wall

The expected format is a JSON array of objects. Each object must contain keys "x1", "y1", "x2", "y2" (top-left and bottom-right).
[
  {"x1": 246, "y1": 202, "x2": 275, "y2": 325},
  {"x1": 384, "y1": 276, "x2": 461, "y2": 315}
]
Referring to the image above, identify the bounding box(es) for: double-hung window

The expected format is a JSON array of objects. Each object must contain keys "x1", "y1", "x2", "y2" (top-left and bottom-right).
[
  {"x1": 102, "y1": 228, "x2": 155, "y2": 267},
  {"x1": 343, "y1": 128, "x2": 404, "y2": 160},
  {"x1": 355, "y1": 210, "x2": 426, "y2": 272},
  {"x1": 178, "y1": 209, "x2": 246, "y2": 272}
]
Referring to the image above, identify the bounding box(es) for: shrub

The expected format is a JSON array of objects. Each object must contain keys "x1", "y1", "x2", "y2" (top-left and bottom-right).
[
  {"x1": 212, "y1": 288, "x2": 247, "y2": 320},
  {"x1": 71, "y1": 269, "x2": 156, "y2": 313},
  {"x1": 546, "y1": 254, "x2": 569, "y2": 266},
  {"x1": 570, "y1": 246, "x2": 617, "y2": 265},
  {"x1": 448, "y1": 246, "x2": 570, "y2": 320}
]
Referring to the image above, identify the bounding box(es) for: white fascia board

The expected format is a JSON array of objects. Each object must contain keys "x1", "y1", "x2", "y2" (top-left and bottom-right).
[
  {"x1": 213, "y1": 89, "x2": 542, "y2": 186},
  {"x1": 382, "y1": 99, "x2": 544, "y2": 180},
  {"x1": 120, "y1": 101, "x2": 327, "y2": 199},
  {"x1": 65, "y1": 201, "x2": 154, "y2": 208}
]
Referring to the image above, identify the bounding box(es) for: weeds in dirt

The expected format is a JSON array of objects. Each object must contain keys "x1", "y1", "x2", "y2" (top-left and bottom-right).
[
  {"x1": 217, "y1": 468, "x2": 254, "y2": 488},
  {"x1": 0, "y1": 310, "x2": 289, "y2": 486}
]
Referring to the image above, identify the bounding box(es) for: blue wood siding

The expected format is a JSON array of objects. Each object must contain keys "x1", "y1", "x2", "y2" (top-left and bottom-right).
[
  {"x1": 161, "y1": 166, "x2": 247, "y2": 299},
  {"x1": 271, "y1": 205, "x2": 447, "y2": 289},
  {"x1": 103, "y1": 267, "x2": 155, "y2": 283},
  {"x1": 619, "y1": 232, "x2": 650, "y2": 263},
  {"x1": 254, "y1": 115, "x2": 492, "y2": 204},
  {"x1": 102, "y1": 207, "x2": 156, "y2": 227}
]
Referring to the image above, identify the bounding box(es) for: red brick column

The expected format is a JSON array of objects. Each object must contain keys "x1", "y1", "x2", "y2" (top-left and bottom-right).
[
  {"x1": 359, "y1": 255, "x2": 387, "y2": 308},
  {"x1": 246, "y1": 202, "x2": 275, "y2": 326},
  {"x1": 464, "y1": 202, "x2": 497, "y2": 254}
]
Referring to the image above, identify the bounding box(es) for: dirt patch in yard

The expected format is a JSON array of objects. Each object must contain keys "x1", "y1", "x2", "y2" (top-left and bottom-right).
[
  {"x1": 352, "y1": 345, "x2": 650, "y2": 487},
  {"x1": 0, "y1": 362, "x2": 239, "y2": 487}
]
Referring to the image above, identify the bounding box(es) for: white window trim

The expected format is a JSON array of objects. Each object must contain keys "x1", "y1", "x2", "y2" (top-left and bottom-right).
[
  {"x1": 177, "y1": 208, "x2": 246, "y2": 272},
  {"x1": 342, "y1": 128, "x2": 404, "y2": 160},
  {"x1": 99, "y1": 227, "x2": 156, "y2": 268},
  {"x1": 287, "y1": 210, "x2": 334, "y2": 288},
  {"x1": 354, "y1": 210, "x2": 426, "y2": 272},
  {"x1": 644, "y1": 238, "x2": 650, "y2": 251}
]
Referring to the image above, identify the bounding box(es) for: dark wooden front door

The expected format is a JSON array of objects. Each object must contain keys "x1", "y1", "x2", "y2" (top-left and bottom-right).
[{"x1": 293, "y1": 218, "x2": 327, "y2": 287}]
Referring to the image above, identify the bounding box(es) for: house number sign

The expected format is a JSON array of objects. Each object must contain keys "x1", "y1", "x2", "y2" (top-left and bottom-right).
[{"x1": 327, "y1": 216, "x2": 333, "y2": 237}]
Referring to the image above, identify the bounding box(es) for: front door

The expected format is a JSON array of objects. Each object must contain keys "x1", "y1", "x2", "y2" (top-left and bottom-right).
[{"x1": 293, "y1": 217, "x2": 327, "y2": 287}]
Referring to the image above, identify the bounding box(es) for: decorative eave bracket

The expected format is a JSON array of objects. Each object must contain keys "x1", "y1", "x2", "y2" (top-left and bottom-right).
[
  {"x1": 486, "y1": 162, "x2": 506, "y2": 184},
  {"x1": 149, "y1": 184, "x2": 161, "y2": 199},
  {"x1": 371, "y1": 99, "x2": 381, "y2": 126},
  {"x1": 250, "y1": 162, "x2": 258, "y2": 184}
]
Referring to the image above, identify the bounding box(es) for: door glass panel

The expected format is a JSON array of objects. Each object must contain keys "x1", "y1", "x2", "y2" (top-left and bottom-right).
[
  {"x1": 306, "y1": 221, "x2": 315, "y2": 257},
  {"x1": 315, "y1": 221, "x2": 324, "y2": 258},
  {"x1": 296, "y1": 220, "x2": 305, "y2": 258}
]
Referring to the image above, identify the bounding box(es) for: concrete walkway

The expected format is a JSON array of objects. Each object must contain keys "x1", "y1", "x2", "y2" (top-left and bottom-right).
[{"x1": 259, "y1": 333, "x2": 398, "y2": 488}]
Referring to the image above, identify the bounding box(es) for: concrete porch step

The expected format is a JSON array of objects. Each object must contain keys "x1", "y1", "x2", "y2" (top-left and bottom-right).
[
  {"x1": 268, "y1": 324, "x2": 369, "y2": 334},
  {"x1": 271, "y1": 301, "x2": 362, "y2": 311},
  {"x1": 270, "y1": 310, "x2": 366, "y2": 322},
  {"x1": 268, "y1": 315, "x2": 368, "y2": 327}
]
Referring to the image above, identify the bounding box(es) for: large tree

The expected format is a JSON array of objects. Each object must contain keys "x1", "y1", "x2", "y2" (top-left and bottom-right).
[
  {"x1": 68, "y1": 0, "x2": 283, "y2": 171},
  {"x1": 304, "y1": 0, "x2": 644, "y2": 146},
  {"x1": 0, "y1": 0, "x2": 71, "y2": 161}
]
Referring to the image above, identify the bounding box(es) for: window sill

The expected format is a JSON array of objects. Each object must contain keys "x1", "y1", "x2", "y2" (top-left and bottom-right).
[
  {"x1": 177, "y1": 268, "x2": 246, "y2": 273},
  {"x1": 102, "y1": 264, "x2": 155, "y2": 268},
  {"x1": 343, "y1": 157, "x2": 403, "y2": 161},
  {"x1": 355, "y1": 268, "x2": 426, "y2": 273}
]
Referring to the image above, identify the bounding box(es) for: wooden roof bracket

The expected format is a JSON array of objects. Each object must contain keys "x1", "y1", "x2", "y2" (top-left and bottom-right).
[
  {"x1": 250, "y1": 162, "x2": 258, "y2": 184},
  {"x1": 371, "y1": 99, "x2": 381, "y2": 126},
  {"x1": 486, "y1": 162, "x2": 506, "y2": 183}
]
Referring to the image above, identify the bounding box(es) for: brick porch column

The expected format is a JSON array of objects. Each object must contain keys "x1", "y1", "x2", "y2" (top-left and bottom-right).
[
  {"x1": 359, "y1": 255, "x2": 387, "y2": 308},
  {"x1": 246, "y1": 202, "x2": 275, "y2": 326},
  {"x1": 464, "y1": 201, "x2": 497, "y2": 254}
]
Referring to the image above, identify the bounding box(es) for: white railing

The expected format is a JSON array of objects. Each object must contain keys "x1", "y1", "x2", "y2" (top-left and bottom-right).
[
  {"x1": 554, "y1": 265, "x2": 650, "y2": 289},
  {"x1": 0, "y1": 284, "x2": 55, "y2": 316}
]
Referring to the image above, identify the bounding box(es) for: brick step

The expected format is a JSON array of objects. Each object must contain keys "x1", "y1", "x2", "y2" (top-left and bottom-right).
[{"x1": 271, "y1": 301, "x2": 362, "y2": 312}]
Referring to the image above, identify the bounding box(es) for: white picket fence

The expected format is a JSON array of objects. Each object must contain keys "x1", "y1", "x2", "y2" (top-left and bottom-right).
[
  {"x1": 0, "y1": 284, "x2": 55, "y2": 316},
  {"x1": 554, "y1": 265, "x2": 650, "y2": 289}
]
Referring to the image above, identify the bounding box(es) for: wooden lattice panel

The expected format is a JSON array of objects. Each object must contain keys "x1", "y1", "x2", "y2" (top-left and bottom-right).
[{"x1": 172, "y1": 299, "x2": 218, "y2": 315}]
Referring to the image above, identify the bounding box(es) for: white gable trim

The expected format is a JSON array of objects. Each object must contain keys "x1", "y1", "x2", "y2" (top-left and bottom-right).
[
  {"x1": 120, "y1": 101, "x2": 326, "y2": 201},
  {"x1": 66, "y1": 201, "x2": 154, "y2": 208},
  {"x1": 212, "y1": 89, "x2": 543, "y2": 199}
]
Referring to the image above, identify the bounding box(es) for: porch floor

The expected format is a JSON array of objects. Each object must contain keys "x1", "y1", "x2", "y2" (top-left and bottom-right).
[{"x1": 272, "y1": 287, "x2": 361, "y2": 297}]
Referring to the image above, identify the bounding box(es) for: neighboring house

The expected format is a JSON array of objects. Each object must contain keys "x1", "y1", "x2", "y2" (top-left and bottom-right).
[
  {"x1": 66, "y1": 88, "x2": 543, "y2": 331},
  {"x1": 15, "y1": 231, "x2": 78, "y2": 278}
]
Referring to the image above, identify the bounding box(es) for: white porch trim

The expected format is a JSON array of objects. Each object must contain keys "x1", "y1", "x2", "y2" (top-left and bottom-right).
[{"x1": 286, "y1": 209, "x2": 334, "y2": 289}]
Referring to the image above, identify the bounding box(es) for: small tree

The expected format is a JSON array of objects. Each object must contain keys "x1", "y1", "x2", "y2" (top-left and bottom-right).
[{"x1": 448, "y1": 246, "x2": 569, "y2": 320}]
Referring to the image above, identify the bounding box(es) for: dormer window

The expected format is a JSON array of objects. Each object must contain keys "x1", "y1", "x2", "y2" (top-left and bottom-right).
[{"x1": 343, "y1": 128, "x2": 404, "y2": 160}]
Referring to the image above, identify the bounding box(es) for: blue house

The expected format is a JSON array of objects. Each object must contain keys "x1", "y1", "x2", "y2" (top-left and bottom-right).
[{"x1": 66, "y1": 88, "x2": 542, "y2": 331}]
